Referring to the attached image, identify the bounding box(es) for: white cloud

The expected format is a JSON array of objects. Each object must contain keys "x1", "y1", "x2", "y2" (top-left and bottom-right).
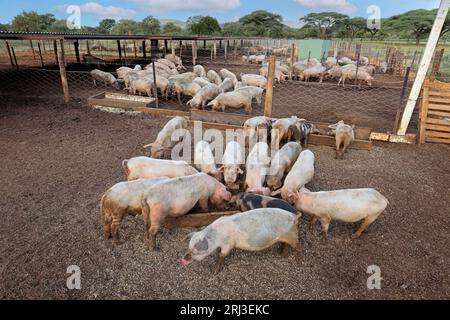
[
  {"x1": 58, "y1": 2, "x2": 136, "y2": 20},
  {"x1": 284, "y1": 20, "x2": 305, "y2": 28},
  {"x1": 295, "y1": 0, "x2": 357, "y2": 14},
  {"x1": 130, "y1": 0, "x2": 241, "y2": 12}
]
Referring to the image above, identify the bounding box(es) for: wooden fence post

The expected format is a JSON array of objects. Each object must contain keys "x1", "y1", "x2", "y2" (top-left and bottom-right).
[
  {"x1": 86, "y1": 40, "x2": 91, "y2": 55},
  {"x1": 37, "y1": 41, "x2": 44, "y2": 67},
  {"x1": 134, "y1": 41, "x2": 137, "y2": 58},
  {"x1": 264, "y1": 55, "x2": 276, "y2": 117},
  {"x1": 224, "y1": 40, "x2": 228, "y2": 60},
  {"x1": 60, "y1": 40, "x2": 67, "y2": 67},
  {"x1": 4, "y1": 40, "x2": 15, "y2": 68},
  {"x1": 213, "y1": 40, "x2": 217, "y2": 59},
  {"x1": 74, "y1": 40, "x2": 80, "y2": 63},
  {"x1": 192, "y1": 41, "x2": 196, "y2": 65},
  {"x1": 57, "y1": 50, "x2": 70, "y2": 104},
  {"x1": 289, "y1": 43, "x2": 296, "y2": 79},
  {"x1": 11, "y1": 47, "x2": 18, "y2": 68},
  {"x1": 430, "y1": 48, "x2": 445, "y2": 81},
  {"x1": 53, "y1": 40, "x2": 59, "y2": 65},
  {"x1": 29, "y1": 40, "x2": 36, "y2": 60},
  {"x1": 117, "y1": 40, "x2": 122, "y2": 62},
  {"x1": 142, "y1": 40, "x2": 146, "y2": 59},
  {"x1": 171, "y1": 41, "x2": 175, "y2": 56},
  {"x1": 418, "y1": 80, "x2": 429, "y2": 143}
]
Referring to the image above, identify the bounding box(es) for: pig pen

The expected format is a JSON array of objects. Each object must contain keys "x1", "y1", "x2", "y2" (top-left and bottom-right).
[{"x1": 0, "y1": 96, "x2": 449, "y2": 299}]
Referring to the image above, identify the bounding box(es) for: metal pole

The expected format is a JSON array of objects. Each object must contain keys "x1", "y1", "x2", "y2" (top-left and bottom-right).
[{"x1": 397, "y1": 0, "x2": 450, "y2": 135}]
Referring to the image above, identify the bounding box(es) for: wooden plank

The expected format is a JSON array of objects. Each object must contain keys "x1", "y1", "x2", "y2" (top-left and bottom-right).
[
  {"x1": 419, "y1": 86, "x2": 429, "y2": 144},
  {"x1": 105, "y1": 92, "x2": 154, "y2": 104},
  {"x1": 425, "y1": 117, "x2": 450, "y2": 125},
  {"x1": 426, "y1": 130, "x2": 450, "y2": 138},
  {"x1": 425, "y1": 136, "x2": 450, "y2": 144},
  {"x1": 428, "y1": 97, "x2": 450, "y2": 104},
  {"x1": 308, "y1": 134, "x2": 372, "y2": 150},
  {"x1": 187, "y1": 120, "x2": 242, "y2": 131},
  {"x1": 428, "y1": 90, "x2": 450, "y2": 98},
  {"x1": 190, "y1": 109, "x2": 250, "y2": 126},
  {"x1": 424, "y1": 123, "x2": 450, "y2": 132},
  {"x1": 164, "y1": 211, "x2": 238, "y2": 229},
  {"x1": 314, "y1": 121, "x2": 372, "y2": 140},
  {"x1": 428, "y1": 110, "x2": 450, "y2": 117},
  {"x1": 428, "y1": 103, "x2": 450, "y2": 111}
]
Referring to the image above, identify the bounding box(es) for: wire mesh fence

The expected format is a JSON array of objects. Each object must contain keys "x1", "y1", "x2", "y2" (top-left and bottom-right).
[{"x1": 0, "y1": 37, "x2": 434, "y2": 133}]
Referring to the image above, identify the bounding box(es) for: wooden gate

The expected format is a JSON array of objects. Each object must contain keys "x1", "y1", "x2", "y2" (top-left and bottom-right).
[{"x1": 418, "y1": 79, "x2": 450, "y2": 144}]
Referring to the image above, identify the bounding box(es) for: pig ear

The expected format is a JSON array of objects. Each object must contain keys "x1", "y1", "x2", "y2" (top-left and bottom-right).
[
  {"x1": 143, "y1": 143, "x2": 154, "y2": 148},
  {"x1": 183, "y1": 232, "x2": 196, "y2": 241},
  {"x1": 193, "y1": 237, "x2": 209, "y2": 251},
  {"x1": 218, "y1": 166, "x2": 225, "y2": 172},
  {"x1": 236, "y1": 167, "x2": 244, "y2": 174}
]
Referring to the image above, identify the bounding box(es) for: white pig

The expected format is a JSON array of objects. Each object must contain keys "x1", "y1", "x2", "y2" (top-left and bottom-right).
[
  {"x1": 245, "y1": 142, "x2": 271, "y2": 195},
  {"x1": 181, "y1": 208, "x2": 301, "y2": 273},
  {"x1": 328, "y1": 120, "x2": 355, "y2": 159},
  {"x1": 220, "y1": 141, "x2": 244, "y2": 188},
  {"x1": 288, "y1": 187, "x2": 388, "y2": 239},
  {"x1": 194, "y1": 141, "x2": 220, "y2": 178},
  {"x1": 123, "y1": 157, "x2": 198, "y2": 181},
  {"x1": 141, "y1": 173, "x2": 232, "y2": 250},
  {"x1": 272, "y1": 149, "x2": 314, "y2": 200},
  {"x1": 266, "y1": 142, "x2": 302, "y2": 190}
]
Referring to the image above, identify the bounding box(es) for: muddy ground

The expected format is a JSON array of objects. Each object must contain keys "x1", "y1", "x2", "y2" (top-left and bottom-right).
[{"x1": 0, "y1": 97, "x2": 449, "y2": 299}]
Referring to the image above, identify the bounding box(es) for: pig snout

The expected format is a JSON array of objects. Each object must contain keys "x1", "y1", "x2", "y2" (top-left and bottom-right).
[{"x1": 181, "y1": 253, "x2": 193, "y2": 266}]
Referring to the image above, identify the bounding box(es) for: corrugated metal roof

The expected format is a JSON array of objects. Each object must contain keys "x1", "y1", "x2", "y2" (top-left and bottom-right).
[{"x1": 0, "y1": 31, "x2": 264, "y2": 41}]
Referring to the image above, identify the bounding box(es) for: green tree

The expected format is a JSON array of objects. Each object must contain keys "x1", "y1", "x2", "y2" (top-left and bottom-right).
[
  {"x1": 48, "y1": 19, "x2": 72, "y2": 33},
  {"x1": 11, "y1": 11, "x2": 56, "y2": 32},
  {"x1": 221, "y1": 22, "x2": 243, "y2": 36},
  {"x1": 97, "y1": 19, "x2": 116, "y2": 34},
  {"x1": 163, "y1": 22, "x2": 183, "y2": 35},
  {"x1": 299, "y1": 12, "x2": 349, "y2": 39},
  {"x1": 141, "y1": 16, "x2": 161, "y2": 35},
  {"x1": 343, "y1": 17, "x2": 366, "y2": 42},
  {"x1": 383, "y1": 10, "x2": 433, "y2": 44},
  {"x1": 0, "y1": 23, "x2": 11, "y2": 31},
  {"x1": 239, "y1": 10, "x2": 284, "y2": 37},
  {"x1": 187, "y1": 16, "x2": 221, "y2": 35},
  {"x1": 111, "y1": 19, "x2": 141, "y2": 35}
]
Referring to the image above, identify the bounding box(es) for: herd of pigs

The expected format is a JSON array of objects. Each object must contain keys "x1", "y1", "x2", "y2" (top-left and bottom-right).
[
  {"x1": 100, "y1": 115, "x2": 389, "y2": 273},
  {"x1": 90, "y1": 51, "x2": 386, "y2": 117}
]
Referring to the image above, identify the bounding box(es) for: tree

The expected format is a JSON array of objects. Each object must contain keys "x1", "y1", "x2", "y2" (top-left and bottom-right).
[
  {"x1": 48, "y1": 19, "x2": 72, "y2": 33},
  {"x1": 383, "y1": 10, "x2": 433, "y2": 44},
  {"x1": 221, "y1": 22, "x2": 243, "y2": 36},
  {"x1": 187, "y1": 16, "x2": 221, "y2": 35},
  {"x1": 97, "y1": 19, "x2": 116, "y2": 34},
  {"x1": 111, "y1": 19, "x2": 141, "y2": 35},
  {"x1": 141, "y1": 16, "x2": 161, "y2": 35},
  {"x1": 299, "y1": 12, "x2": 349, "y2": 39},
  {"x1": 343, "y1": 17, "x2": 366, "y2": 42},
  {"x1": 239, "y1": 10, "x2": 284, "y2": 37},
  {"x1": 163, "y1": 22, "x2": 183, "y2": 35},
  {"x1": 0, "y1": 23, "x2": 10, "y2": 31},
  {"x1": 11, "y1": 11, "x2": 56, "y2": 32}
]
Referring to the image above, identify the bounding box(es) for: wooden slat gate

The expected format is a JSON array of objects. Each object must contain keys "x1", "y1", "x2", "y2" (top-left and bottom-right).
[{"x1": 418, "y1": 79, "x2": 450, "y2": 144}]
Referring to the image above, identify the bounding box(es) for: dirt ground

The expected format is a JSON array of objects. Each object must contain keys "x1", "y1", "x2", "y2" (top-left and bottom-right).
[{"x1": 0, "y1": 97, "x2": 449, "y2": 300}]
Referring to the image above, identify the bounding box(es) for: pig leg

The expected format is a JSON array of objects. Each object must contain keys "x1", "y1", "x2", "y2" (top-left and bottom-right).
[
  {"x1": 198, "y1": 197, "x2": 209, "y2": 212},
  {"x1": 111, "y1": 215, "x2": 124, "y2": 245},
  {"x1": 319, "y1": 216, "x2": 331, "y2": 240},
  {"x1": 351, "y1": 213, "x2": 381, "y2": 240},
  {"x1": 214, "y1": 247, "x2": 230, "y2": 274},
  {"x1": 148, "y1": 204, "x2": 164, "y2": 251}
]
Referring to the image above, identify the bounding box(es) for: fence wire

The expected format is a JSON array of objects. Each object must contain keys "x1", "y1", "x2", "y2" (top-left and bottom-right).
[{"x1": 0, "y1": 38, "x2": 432, "y2": 133}]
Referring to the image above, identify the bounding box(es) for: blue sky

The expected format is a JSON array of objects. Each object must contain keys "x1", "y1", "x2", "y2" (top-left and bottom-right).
[{"x1": 0, "y1": 0, "x2": 442, "y2": 27}]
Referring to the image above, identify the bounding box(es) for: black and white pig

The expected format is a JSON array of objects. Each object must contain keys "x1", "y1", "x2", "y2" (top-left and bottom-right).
[{"x1": 231, "y1": 192, "x2": 296, "y2": 214}]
